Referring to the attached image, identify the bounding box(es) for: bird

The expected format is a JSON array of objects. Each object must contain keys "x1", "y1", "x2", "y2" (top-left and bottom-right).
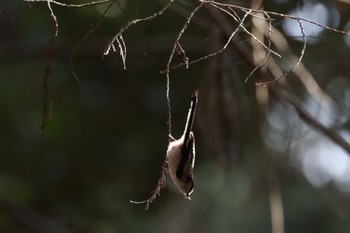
[{"x1": 166, "y1": 90, "x2": 198, "y2": 199}]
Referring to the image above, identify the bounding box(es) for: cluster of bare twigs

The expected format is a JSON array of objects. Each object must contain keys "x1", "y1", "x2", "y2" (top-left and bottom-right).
[
  {"x1": 23, "y1": 0, "x2": 350, "y2": 124},
  {"x1": 23, "y1": 0, "x2": 350, "y2": 210}
]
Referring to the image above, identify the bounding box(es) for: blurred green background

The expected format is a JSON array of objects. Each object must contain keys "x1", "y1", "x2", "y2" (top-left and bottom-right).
[{"x1": 1, "y1": 0, "x2": 350, "y2": 232}]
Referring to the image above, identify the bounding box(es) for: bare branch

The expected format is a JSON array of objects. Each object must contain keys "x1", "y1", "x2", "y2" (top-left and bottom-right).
[
  {"x1": 103, "y1": 0, "x2": 174, "y2": 68},
  {"x1": 23, "y1": 0, "x2": 116, "y2": 36},
  {"x1": 164, "y1": 2, "x2": 204, "y2": 136},
  {"x1": 265, "y1": 25, "x2": 333, "y2": 105},
  {"x1": 46, "y1": 0, "x2": 58, "y2": 36},
  {"x1": 256, "y1": 19, "x2": 306, "y2": 86},
  {"x1": 205, "y1": 6, "x2": 350, "y2": 155},
  {"x1": 160, "y1": 6, "x2": 251, "y2": 74},
  {"x1": 245, "y1": 11, "x2": 273, "y2": 83},
  {"x1": 201, "y1": 0, "x2": 350, "y2": 36},
  {"x1": 27, "y1": 0, "x2": 350, "y2": 86},
  {"x1": 269, "y1": 85, "x2": 350, "y2": 155},
  {"x1": 23, "y1": 0, "x2": 115, "y2": 8},
  {"x1": 214, "y1": 5, "x2": 281, "y2": 58}
]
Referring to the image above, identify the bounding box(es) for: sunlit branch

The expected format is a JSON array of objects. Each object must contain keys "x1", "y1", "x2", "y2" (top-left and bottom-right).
[
  {"x1": 160, "y1": 7, "x2": 251, "y2": 74},
  {"x1": 266, "y1": 26, "x2": 333, "y2": 105},
  {"x1": 256, "y1": 19, "x2": 306, "y2": 86},
  {"x1": 23, "y1": 0, "x2": 115, "y2": 8},
  {"x1": 245, "y1": 11, "x2": 273, "y2": 83},
  {"x1": 103, "y1": 0, "x2": 174, "y2": 69},
  {"x1": 204, "y1": 4, "x2": 350, "y2": 155},
  {"x1": 200, "y1": 0, "x2": 350, "y2": 36},
  {"x1": 211, "y1": 3, "x2": 281, "y2": 58},
  {"x1": 164, "y1": 2, "x2": 204, "y2": 136}
]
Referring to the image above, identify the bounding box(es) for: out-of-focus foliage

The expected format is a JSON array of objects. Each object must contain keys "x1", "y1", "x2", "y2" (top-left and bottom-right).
[{"x1": 0, "y1": 0, "x2": 350, "y2": 232}]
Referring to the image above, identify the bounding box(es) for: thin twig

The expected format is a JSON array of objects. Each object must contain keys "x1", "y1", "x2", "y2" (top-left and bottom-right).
[
  {"x1": 201, "y1": 0, "x2": 350, "y2": 36},
  {"x1": 256, "y1": 19, "x2": 306, "y2": 86},
  {"x1": 213, "y1": 4, "x2": 281, "y2": 58},
  {"x1": 41, "y1": 8, "x2": 56, "y2": 131},
  {"x1": 266, "y1": 25, "x2": 333, "y2": 105},
  {"x1": 160, "y1": 7, "x2": 251, "y2": 74},
  {"x1": 160, "y1": 0, "x2": 349, "y2": 84},
  {"x1": 46, "y1": 0, "x2": 58, "y2": 36},
  {"x1": 205, "y1": 5, "x2": 350, "y2": 155},
  {"x1": 103, "y1": 0, "x2": 174, "y2": 68},
  {"x1": 130, "y1": 162, "x2": 168, "y2": 210},
  {"x1": 244, "y1": 12, "x2": 273, "y2": 83},
  {"x1": 23, "y1": 0, "x2": 114, "y2": 8},
  {"x1": 176, "y1": 42, "x2": 189, "y2": 69},
  {"x1": 165, "y1": 2, "x2": 204, "y2": 137}
]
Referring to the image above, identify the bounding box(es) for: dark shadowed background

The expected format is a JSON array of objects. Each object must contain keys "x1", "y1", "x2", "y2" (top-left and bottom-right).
[{"x1": 1, "y1": 0, "x2": 350, "y2": 232}]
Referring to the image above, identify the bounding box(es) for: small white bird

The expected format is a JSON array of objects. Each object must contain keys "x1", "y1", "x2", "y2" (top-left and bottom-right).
[{"x1": 166, "y1": 90, "x2": 198, "y2": 199}]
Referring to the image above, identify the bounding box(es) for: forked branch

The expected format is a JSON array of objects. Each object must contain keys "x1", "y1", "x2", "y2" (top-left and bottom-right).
[
  {"x1": 25, "y1": 0, "x2": 350, "y2": 85},
  {"x1": 103, "y1": 0, "x2": 174, "y2": 69}
]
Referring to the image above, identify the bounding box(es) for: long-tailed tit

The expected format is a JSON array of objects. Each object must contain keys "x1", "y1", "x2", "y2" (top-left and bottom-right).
[{"x1": 166, "y1": 90, "x2": 198, "y2": 199}]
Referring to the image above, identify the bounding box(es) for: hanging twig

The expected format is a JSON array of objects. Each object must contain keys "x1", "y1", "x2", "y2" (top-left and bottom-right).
[
  {"x1": 244, "y1": 11, "x2": 273, "y2": 83},
  {"x1": 41, "y1": 4, "x2": 56, "y2": 131},
  {"x1": 164, "y1": 2, "x2": 204, "y2": 137},
  {"x1": 130, "y1": 163, "x2": 168, "y2": 210},
  {"x1": 160, "y1": 7, "x2": 251, "y2": 75},
  {"x1": 103, "y1": 0, "x2": 174, "y2": 69},
  {"x1": 256, "y1": 19, "x2": 306, "y2": 86}
]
